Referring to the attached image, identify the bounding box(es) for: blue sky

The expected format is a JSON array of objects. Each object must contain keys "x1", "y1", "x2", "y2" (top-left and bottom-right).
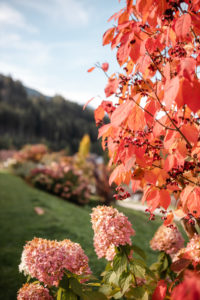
[{"x1": 0, "y1": 0, "x2": 124, "y2": 107}]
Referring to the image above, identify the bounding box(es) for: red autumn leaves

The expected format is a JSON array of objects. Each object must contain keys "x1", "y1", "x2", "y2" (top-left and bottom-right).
[{"x1": 91, "y1": 0, "x2": 200, "y2": 221}]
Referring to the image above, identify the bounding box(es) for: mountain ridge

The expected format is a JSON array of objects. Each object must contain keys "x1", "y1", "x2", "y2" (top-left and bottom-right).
[{"x1": 0, "y1": 73, "x2": 101, "y2": 154}]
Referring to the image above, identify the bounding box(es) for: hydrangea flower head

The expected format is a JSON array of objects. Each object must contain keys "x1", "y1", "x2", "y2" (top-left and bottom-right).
[
  {"x1": 173, "y1": 234, "x2": 200, "y2": 267},
  {"x1": 150, "y1": 224, "x2": 184, "y2": 255},
  {"x1": 17, "y1": 283, "x2": 52, "y2": 300},
  {"x1": 91, "y1": 205, "x2": 135, "y2": 260},
  {"x1": 19, "y1": 238, "x2": 91, "y2": 286}
]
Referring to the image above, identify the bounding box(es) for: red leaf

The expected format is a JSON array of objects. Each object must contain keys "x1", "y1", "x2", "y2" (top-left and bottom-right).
[
  {"x1": 171, "y1": 258, "x2": 190, "y2": 273},
  {"x1": 181, "y1": 123, "x2": 199, "y2": 144},
  {"x1": 164, "y1": 212, "x2": 174, "y2": 226},
  {"x1": 163, "y1": 76, "x2": 179, "y2": 109},
  {"x1": 87, "y1": 66, "x2": 95, "y2": 73},
  {"x1": 109, "y1": 164, "x2": 131, "y2": 186},
  {"x1": 127, "y1": 105, "x2": 146, "y2": 131},
  {"x1": 152, "y1": 280, "x2": 167, "y2": 300},
  {"x1": 144, "y1": 170, "x2": 157, "y2": 185},
  {"x1": 107, "y1": 8, "x2": 124, "y2": 23},
  {"x1": 159, "y1": 189, "x2": 171, "y2": 210},
  {"x1": 164, "y1": 154, "x2": 177, "y2": 172},
  {"x1": 117, "y1": 43, "x2": 131, "y2": 66},
  {"x1": 105, "y1": 78, "x2": 119, "y2": 97},
  {"x1": 83, "y1": 97, "x2": 94, "y2": 110},
  {"x1": 180, "y1": 185, "x2": 194, "y2": 208},
  {"x1": 98, "y1": 123, "x2": 112, "y2": 139},
  {"x1": 94, "y1": 105, "x2": 105, "y2": 124},
  {"x1": 185, "y1": 187, "x2": 200, "y2": 217},
  {"x1": 126, "y1": 0, "x2": 133, "y2": 13},
  {"x1": 163, "y1": 130, "x2": 178, "y2": 149},
  {"x1": 103, "y1": 27, "x2": 115, "y2": 45},
  {"x1": 182, "y1": 79, "x2": 200, "y2": 113},
  {"x1": 111, "y1": 101, "x2": 135, "y2": 126},
  {"x1": 175, "y1": 14, "x2": 191, "y2": 40},
  {"x1": 144, "y1": 99, "x2": 159, "y2": 125},
  {"x1": 109, "y1": 164, "x2": 122, "y2": 185},
  {"x1": 136, "y1": 0, "x2": 154, "y2": 23},
  {"x1": 101, "y1": 62, "x2": 109, "y2": 72},
  {"x1": 146, "y1": 188, "x2": 160, "y2": 212},
  {"x1": 178, "y1": 57, "x2": 196, "y2": 81}
]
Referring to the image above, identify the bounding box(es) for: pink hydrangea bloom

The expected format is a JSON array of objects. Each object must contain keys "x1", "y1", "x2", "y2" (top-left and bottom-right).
[
  {"x1": 173, "y1": 234, "x2": 200, "y2": 267},
  {"x1": 91, "y1": 206, "x2": 135, "y2": 260},
  {"x1": 183, "y1": 234, "x2": 200, "y2": 265},
  {"x1": 17, "y1": 283, "x2": 52, "y2": 300},
  {"x1": 19, "y1": 238, "x2": 91, "y2": 286},
  {"x1": 150, "y1": 224, "x2": 184, "y2": 255}
]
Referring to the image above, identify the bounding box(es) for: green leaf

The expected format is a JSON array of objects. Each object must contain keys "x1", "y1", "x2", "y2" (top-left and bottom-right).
[
  {"x1": 99, "y1": 284, "x2": 112, "y2": 296},
  {"x1": 145, "y1": 267, "x2": 156, "y2": 280},
  {"x1": 119, "y1": 272, "x2": 133, "y2": 295},
  {"x1": 131, "y1": 264, "x2": 145, "y2": 278},
  {"x1": 103, "y1": 270, "x2": 113, "y2": 283},
  {"x1": 113, "y1": 253, "x2": 127, "y2": 277},
  {"x1": 67, "y1": 289, "x2": 78, "y2": 300},
  {"x1": 126, "y1": 286, "x2": 146, "y2": 299},
  {"x1": 59, "y1": 275, "x2": 69, "y2": 289},
  {"x1": 84, "y1": 282, "x2": 101, "y2": 287},
  {"x1": 101, "y1": 262, "x2": 112, "y2": 277},
  {"x1": 131, "y1": 245, "x2": 146, "y2": 261},
  {"x1": 150, "y1": 262, "x2": 162, "y2": 272},
  {"x1": 132, "y1": 258, "x2": 146, "y2": 268},
  {"x1": 69, "y1": 277, "x2": 83, "y2": 297},
  {"x1": 83, "y1": 291, "x2": 107, "y2": 300},
  {"x1": 108, "y1": 271, "x2": 118, "y2": 286},
  {"x1": 113, "y1": 291, "x2": 123, "y2": 299},
  {"x1": 57, "y1": 288, "x2": 62, "y2": 300},
  {"x1": 141, "y1": 291, "x2": 149, "y2": 300},
  {"x1": 161, "y1": 255, "x2": 169, "y2": 272},
  {"x1": 109, "y1": 287, "x2": 121, "y2": 297}
]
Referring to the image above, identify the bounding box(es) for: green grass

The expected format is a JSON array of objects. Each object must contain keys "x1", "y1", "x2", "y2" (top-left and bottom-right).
[{"x1": 0, "y1": 172, "x2": 168, "y2": 299}]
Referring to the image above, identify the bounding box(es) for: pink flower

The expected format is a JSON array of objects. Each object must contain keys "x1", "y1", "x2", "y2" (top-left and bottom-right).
[
  {"x1": 19, "y1": 238, "x2": 91, "y2": 286},
  {"x1": 171, "y1": 271, "x2": 200, "y2": 300},
  {"x1": 17, "y1": 283, "x2": 52, "y2": 300},
  {"x1": 150, "y1": 224, "x2": 184, "y2": 255},
  {"x1": 91, "y1": 206, "x2": 135, "y2": 260},
  {"x1": 173, "y1": 234, "x2": 200, "y2": 267}
]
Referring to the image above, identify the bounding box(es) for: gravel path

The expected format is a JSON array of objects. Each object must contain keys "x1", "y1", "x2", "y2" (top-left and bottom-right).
[{"x1": 117, "y1": 198, "x2": 180, "y2": 221}]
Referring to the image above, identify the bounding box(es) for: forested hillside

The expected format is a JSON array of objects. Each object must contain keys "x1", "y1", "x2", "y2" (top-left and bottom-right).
[{"x1": 0, "y1": 74, "x2": 101, "y2": 154}]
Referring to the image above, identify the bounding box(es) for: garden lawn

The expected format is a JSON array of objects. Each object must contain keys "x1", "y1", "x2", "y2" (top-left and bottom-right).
[{"x1": 0, "y1": 172, "x2": 166, "y2": 299}]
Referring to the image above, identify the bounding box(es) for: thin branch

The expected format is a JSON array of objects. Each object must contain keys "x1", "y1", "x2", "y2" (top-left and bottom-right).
[
  {"x1": 179, "y1": 175, "x2": 200, "y2": 187},
  {"x1": 146, "y1": 49, "x2": 166, "y2": 79},
  {"x1": 152, "y1": 164, "x2": 200, "y2": 187},
  {"x1": 95, "y1": 63, "x2": 109, "y2": 78},
  {"x1": 137, "y1": 73, "x2": 193, "y2": 148},
  {"x1": 129, "y1": 96, "x2": 176, "y2": 131}
]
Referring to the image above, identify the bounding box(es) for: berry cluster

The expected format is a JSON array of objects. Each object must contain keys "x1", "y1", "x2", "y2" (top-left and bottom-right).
[{"x1": 169, "y1": 43, "x2": 187, "y2": 58}]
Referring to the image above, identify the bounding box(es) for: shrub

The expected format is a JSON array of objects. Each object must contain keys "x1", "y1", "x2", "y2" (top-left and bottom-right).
[{"x1": 29, "y1": 161, "x2": 91, "y2": 205}]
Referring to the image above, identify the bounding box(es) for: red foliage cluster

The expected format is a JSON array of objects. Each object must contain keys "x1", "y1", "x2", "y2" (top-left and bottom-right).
[{"x1": 90, "y1": 0, "x2": 200, "y2": 223}]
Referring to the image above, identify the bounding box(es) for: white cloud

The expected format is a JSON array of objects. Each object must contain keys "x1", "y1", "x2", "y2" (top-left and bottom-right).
[
  {"x1": 0, "y1": 3, "x2": 38, "y2": 33},
  {"x1": 15, "y1": 0, "x2": 90, "y2": 26}
]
